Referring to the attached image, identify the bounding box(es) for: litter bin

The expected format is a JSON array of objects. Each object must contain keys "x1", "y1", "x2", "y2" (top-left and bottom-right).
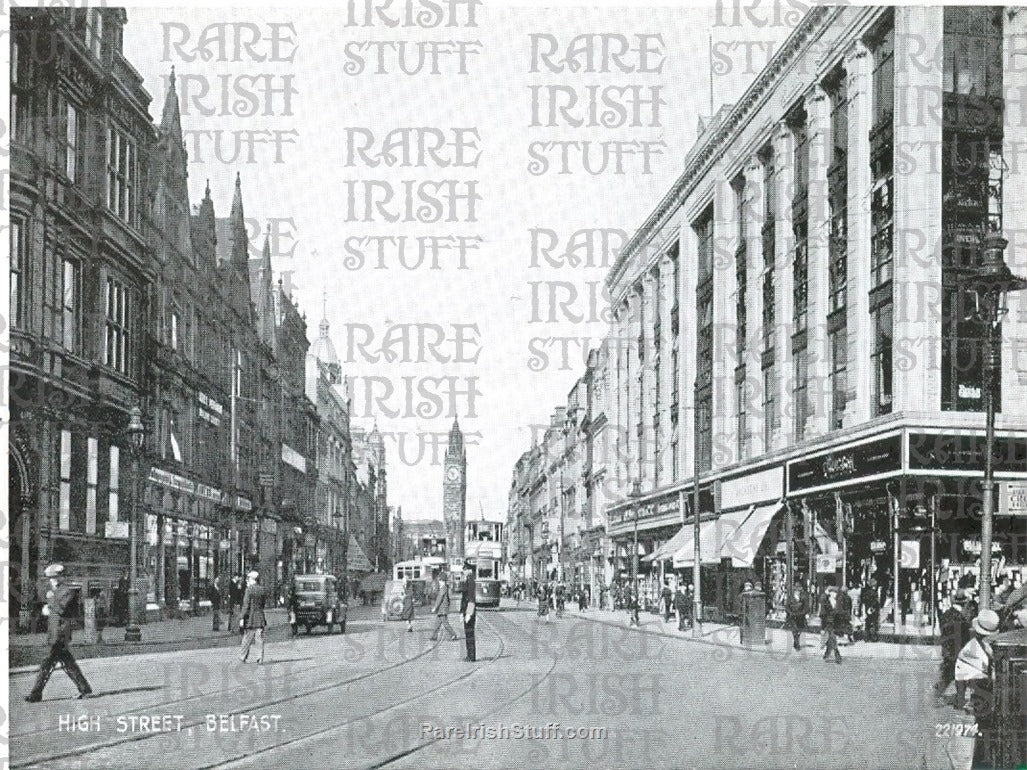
[
  {"x1": 980, "y1": 628, "x2": 1027, "y2": 769},
  {"x1": 740, "y1": 590, "x2": 767, "y2": 646}
]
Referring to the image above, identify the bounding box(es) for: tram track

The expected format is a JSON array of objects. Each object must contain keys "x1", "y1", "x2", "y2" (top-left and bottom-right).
[
  {"x1": 200, "y1": 614, "x2": 512, "y2": 768},
  {"x1": 11, "y1": 628, "x2": 446, "y2": 769}
]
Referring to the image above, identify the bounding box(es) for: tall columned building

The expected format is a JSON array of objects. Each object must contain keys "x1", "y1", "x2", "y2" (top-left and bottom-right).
[{"x1": 443, "y1": 419, "x2": 467, "y2": 561}]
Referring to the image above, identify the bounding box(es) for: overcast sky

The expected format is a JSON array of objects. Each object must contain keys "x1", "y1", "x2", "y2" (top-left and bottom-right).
[{"x1": 123, "y1": 2, "x2": 794, "y2": 521}]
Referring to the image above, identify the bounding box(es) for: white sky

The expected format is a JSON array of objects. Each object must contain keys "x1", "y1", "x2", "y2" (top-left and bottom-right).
[{"x1": 122, "y1": 3, "x2": 794, "y2": 521}]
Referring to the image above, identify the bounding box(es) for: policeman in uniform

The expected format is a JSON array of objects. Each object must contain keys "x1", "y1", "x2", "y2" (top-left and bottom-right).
[
  {"x1": 26, "y1": 564, "x2": 93, "y2": 702},
  {"x1": 461, "y1": 560, "x2": 477, "y2": 662}
]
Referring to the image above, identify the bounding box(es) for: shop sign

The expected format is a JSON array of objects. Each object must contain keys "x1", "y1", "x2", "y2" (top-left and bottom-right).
[
  {"x1": 870, "y1": 540, "x2": 887, "y2": 553},
  {"x1": 236, "y1": 496, "x2": 252, "y2": 512},
  {"x1": 909, "y1": 433, "x2": 1027, "y2": 474},
  {"x1": 105, "y1": 521, "x2": 129, "y2": 539},
  {"x1": 998, "y1": 482, "x2": 1027, "y2": 517},
  {"x1": 962, "y1": 539, "x2": 1003, "y2": 556},
  {"x1": 219, "y1": 539, "x2": 231, "y2": 551},
  {"x1": 816, "y1": 554, "x2": 837, "y2": 573},
  {"x1": 196, "y1": 483, "x2": 221, "y2": 503},
  {"x1": 788, "y1": 435, "x2": 902, "y2": 492},
  {"x1": 721, "y1": 466, "x2": 783, "y2": 510},
  {"x1": 149, "y1": 467, "x2": 196, "y2": 495}
]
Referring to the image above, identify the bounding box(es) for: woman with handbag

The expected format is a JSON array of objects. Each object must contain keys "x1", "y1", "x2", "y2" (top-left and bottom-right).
[{"x1": 402, "y1": 579, "x2": 415, "y2": 632}]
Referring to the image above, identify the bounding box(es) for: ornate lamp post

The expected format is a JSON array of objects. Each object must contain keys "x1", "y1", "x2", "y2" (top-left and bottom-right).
[
  {"x1": 966, "y1": 234, "x2": 1027, "y2": 608},
  {"x1": 628, "y1": 479, "x2": 642, "y2": 627},
  {"x1": 124, "y1": 405, "x2": 146, "y2": 642}
]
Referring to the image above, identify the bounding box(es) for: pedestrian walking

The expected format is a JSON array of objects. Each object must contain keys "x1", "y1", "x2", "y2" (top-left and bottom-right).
[
  {"x1": 785, "y1": 588, "x2": 808, "y2": 651},
  {"x1": 461, "y1": 561, "x2": 476, "y2": 661},
  {"x1": 555, "y1": 583, "x2": 565, "y2": 618},
  {"x1": 239, "y1": 571, "x2": 267, "y2": 664},
  {"x1": 230, "y1": 575, "x2": 245, "y2": 634},
  {"x1": 936, "y1": 590, "x2": 972, "y2": 703},
  {"x1": 821, "y1": 589, "x2": 842, "y2": 664},
  {"x1": 837, "y1": 584, "x2": 854, "y2": 643},
  {"x1": 662, "y1": 581, "x2": 673, "y2": 622},
  {"x1": 954, "y1": 609, "x2": 999, "y2": 713},
  {"x1": 673, "y1": 584, "x2": 689, "y2": 631},
  {"x1": 402, "y1": 579, "x2": 415, "y2": 633},
  {"x1": 537, "y1": 583, "x2": 550, "y2": 622},
  {"x1": 862, "y1": 579, "x2": 881, "y2": 642},
  {"x1": 25, "y1": 564, "x2": 93, "y2": 702},
  {"x1": 428, "y1": 568, "x2": 458, "y2": 642},
  {"x1": 210, "y1": 576, "x2": 223, "y2": 631},
  {"x1": 286, "y1": 576, "x2": 299, "y2": 637}
]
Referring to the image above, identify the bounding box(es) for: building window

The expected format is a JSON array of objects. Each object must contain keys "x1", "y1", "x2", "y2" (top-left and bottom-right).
[
  {"x1": 11, "y1": 37, "x2": 33, "y2": 144},
  {"x1": 943, "y1": 7, "x2": 1002, "y2": 97},
  {"x1": 109, "y1": 445, "x2": 120, "y2": 523},
  {"x1": 828, "y1": 73, "x2": 849, "y2": 314},
  {"x1": 735, "y1": 176, "x2": 748, "y2": 357},
  {"x1": 761, "y1": 150, "x2": 776, "y2": 352},
  {"x1": 793, "y1": 225, "x2": 808, "y2": 333},
  {"x1": 170, "y1": 309, "x2": 179, "y2": 350},
  {"x1": 793, "y1": 349, "x2": 809, "y2": 441},
  {"x1": 870, "y1": 26, "x2": 895, "y2": 290},
  {"x1": 736, "y1": 377, "x2": 748, "y2": 460},
  {"x1": 11, "y1": 220, "x2": 25, "y2": 328},
  {"x1": 60, "y1": 429, "x2": 72, "y2": 530},
  {"x1": 762, "y1": 271, "x2": 775, "y2": 352},
  {"x1": 86, "y1": 437, "x2": 98, "y2": 535},
  {"x1": 762, "y1": 365, "x2": 776, "y2": 450},
  {"x1": 829, "y1": 329, "x2": 847, "y2": 430},
  {"x1": 85, "y1": 9, "x2": 103, "y2": 58},
  {"x1": 107, "y1": 127, "x2": 137, "y2": 225},
  {"x1": 65, "y1": 102, "x2": 79, "y2": 182},
  {"x1": 871, "y1": 304, "x2": 893, "y2": 415},
  {"x1": 104, "y1": 276, "x2": 131, "y2": 374},
  {"x1": 62, "y1": 259, "x2": 79, "y2": 351}
]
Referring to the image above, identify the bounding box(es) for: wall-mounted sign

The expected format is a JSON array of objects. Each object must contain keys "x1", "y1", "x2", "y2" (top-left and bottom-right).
[
  {"x1": 998, "y1": 482, "x2": 1027, "y2": 517},
  {"x1": 789, "y1": 435, "x2": 902, "y2": 492},
  {"x1": 816, "y1": 554, "x2": 837, "y2": 573},
  {"x1": 870, "y1": 540, "x2": 887, "y2": 553},
  {"x1": 105, "y1": 521, "x2": 129, "y2": 539},
  {"x1": 281, "y1": 444, "x2": 307, "y2": 473},
  {"x1": 909, "y1": 433, "x2": 1027, "y2": 474}
]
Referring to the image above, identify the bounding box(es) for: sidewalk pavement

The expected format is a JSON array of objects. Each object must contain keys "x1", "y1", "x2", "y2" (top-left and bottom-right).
[
  {"x1": 561, "y1": 606, "x2": 943, "y2": 661},
  {"x1": 10, "y1": 607, "x2": 296, "y2": 672}
]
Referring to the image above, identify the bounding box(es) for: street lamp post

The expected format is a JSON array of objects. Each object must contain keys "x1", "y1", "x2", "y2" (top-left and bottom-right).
[
  {"x1": 966, "y1": 234, "x2": 1027, "y2": 609},
  {"x1": 125, "y1": 406, "x2": 146, "y2": 642},
  {"x1": 628, "y1": 480, "x2": 642, "y2": 627}
]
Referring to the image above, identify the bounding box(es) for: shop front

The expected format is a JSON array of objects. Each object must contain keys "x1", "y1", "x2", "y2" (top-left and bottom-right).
[{"x1": 785, "y1": 428, "x2": 1027, "y2": 632}]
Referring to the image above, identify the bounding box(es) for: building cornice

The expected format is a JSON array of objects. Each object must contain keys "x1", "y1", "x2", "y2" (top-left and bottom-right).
[{"x1": 606, "y1": 4, "x2": 848, "y2": 292}]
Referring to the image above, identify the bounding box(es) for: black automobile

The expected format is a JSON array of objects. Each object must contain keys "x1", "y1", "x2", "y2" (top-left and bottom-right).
[{"x1": 293, "y1": 574, "x2": 346, "y2": 634}]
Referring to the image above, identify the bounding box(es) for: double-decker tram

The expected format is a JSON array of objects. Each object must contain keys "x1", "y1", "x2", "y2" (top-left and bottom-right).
[
  {"x1": 392, "y1": 556, "x2": 446, "y2": 607},
  {"x1": 471, "y1": 556, "x2": 501, "y2": 609}
]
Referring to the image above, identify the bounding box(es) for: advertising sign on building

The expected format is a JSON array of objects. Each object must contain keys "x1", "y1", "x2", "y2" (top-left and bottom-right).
[
  {"x1": 998, "y1": 482, "x2": 1027, "y2": 516},
  {"x1": 816, "y1": 554, "x2": 837, "y2": 573},
  {"x1": 900, "y1": 541, "x2": 920, "y2": 569},
  {"x1": 105, "y1": 521, "x2": 129, "y2": 539}
]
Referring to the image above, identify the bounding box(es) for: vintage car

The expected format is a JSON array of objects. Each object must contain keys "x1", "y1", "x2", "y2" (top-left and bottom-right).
[
  {"x1": 381, "y1": 579, "x2": 409, "y2": 621},
  {"x1": 293, "y1": 574, "x2": 346, "y2": 634}
]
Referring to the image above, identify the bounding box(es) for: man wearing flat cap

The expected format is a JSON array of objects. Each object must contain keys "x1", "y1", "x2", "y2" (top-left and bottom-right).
[
  {"x1": 25, "y1": 564, "x2": 93, "y2": 702},
  {"x1": 460, "y1": 561, "x2": 477, "y2": 662},
  {"x1": 239, "y1": 570, "x2": 267, "y2": 664}
]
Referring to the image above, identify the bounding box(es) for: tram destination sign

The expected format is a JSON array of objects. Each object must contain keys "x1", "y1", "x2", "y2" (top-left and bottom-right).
[{"x1": 788, "y1": 435, "x2": 902, "y2": 492}]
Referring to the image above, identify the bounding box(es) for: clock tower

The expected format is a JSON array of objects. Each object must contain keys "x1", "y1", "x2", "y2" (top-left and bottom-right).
[{"x1": 443, "y1": 418, "x2": 467, "y2": 560}]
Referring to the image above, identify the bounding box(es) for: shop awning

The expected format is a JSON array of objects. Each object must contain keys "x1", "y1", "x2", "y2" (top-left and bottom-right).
[
  {"x1": 347, "y1": 535, "x2": 373, "y2": 572},
  {"x1": 720, "y1": 502, "x2": 783, "y2": 568},
  {"x1": 672, "y1": 509, "x2": 751, "y2": 568},
  {"x1": 643, "y1": 524, "x2": 693, "y2": 563}
]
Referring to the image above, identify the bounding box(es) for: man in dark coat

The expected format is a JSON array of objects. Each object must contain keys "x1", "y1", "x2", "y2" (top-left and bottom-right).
[
  {"x1": 673, "y1": 585, "x2": 690, "y2": 631},
  {"x1": 662, "y1": 582, "x2": 674, "y2": 622},
  {"x1": 862, "y1": 579, "x2": 881, "y2": 642},
  {"x1": 460, "y1": 561, "x2": 477, "y2": 661},
  {"x1": 935, "y1": 590, "x2": 972, "y2": 703},
  {"x1": 785, "y1": 587, "x2": 808, "y2": 651},
  {"x1": 821, "y1": 589, "x2": 843, "y2": 664},
  {"x1": 837, "y1": 584, "x2": 854, "y2": 643},
  {"x1": 26, "y1": 564, "x2": 93, "y2": 702},
  {"x1": 239, "y1": 571, "x2": 268, "y2": 664},
  {"x1": 286, "y1": 576, "x2": 299, "y2": 637},
  {"x1": 229, "y1": 575, "x2": 245, "y2": 633}
]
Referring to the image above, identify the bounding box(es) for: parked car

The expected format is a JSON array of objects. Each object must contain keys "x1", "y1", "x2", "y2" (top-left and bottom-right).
[
  {"x1": 381, "y1": 580, "x2": 407, "y2": 621},
  {"x1": 294, "y1": 574, "x2": 346, "y2": 634}
]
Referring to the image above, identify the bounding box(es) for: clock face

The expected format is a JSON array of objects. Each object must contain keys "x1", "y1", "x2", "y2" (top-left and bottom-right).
[{"x1": 446, "y1": 466, "x2": 460, "y2": 482}]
